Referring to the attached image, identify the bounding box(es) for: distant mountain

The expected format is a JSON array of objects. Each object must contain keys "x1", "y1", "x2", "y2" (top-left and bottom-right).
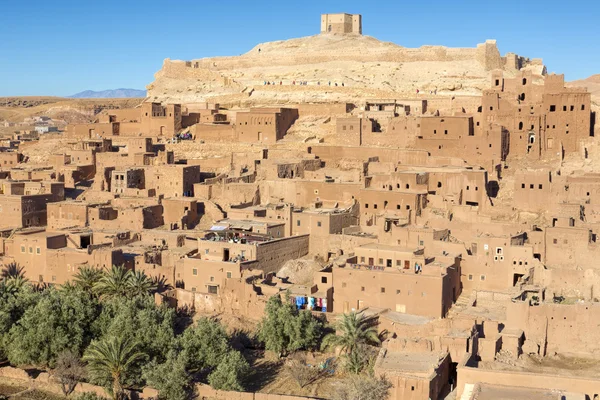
[{"x1": 69, "y1": 89, "x2": 146, "y2": 98}]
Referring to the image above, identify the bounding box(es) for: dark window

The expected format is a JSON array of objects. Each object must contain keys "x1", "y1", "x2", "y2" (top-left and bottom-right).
[
  {"x1": 381, "y1": 287, "x2": 385, "y2": 293},
  {"x1": 550, "y1": 105, "x2": 556, "y2": 112},
  {"x1": 539, "y1": 184, "x2": 543, "y2": 189},
  {"x1": 321, "y1": 276, "x2": 328, "y2": 284}
]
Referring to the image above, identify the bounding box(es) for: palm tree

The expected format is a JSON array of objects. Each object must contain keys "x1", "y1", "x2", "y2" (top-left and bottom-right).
[
  {"x1": 321, "y1": 312, "x2": 380, "y2": 354},
  {"x1": 151, "y1": 275, "x2": 173, "y2": 293},
  {"x1": 73, "y1": 266, "x2": 103, "y2": 291},
  {"x1": 127, "y1": 271, "x2": 157, "y2": 297},
  {"x1": 83, "y1": 336, "x2": 146, "y2": 400},
  {"x1": 3, "y1": 275, "x2": 29, "y2": 294},
  {"x1": 94, "y1": 265, "x2": 132, "y2": 298},
  {"x1": 1, "y1": 263, "x2": 26, "y2": 280}
]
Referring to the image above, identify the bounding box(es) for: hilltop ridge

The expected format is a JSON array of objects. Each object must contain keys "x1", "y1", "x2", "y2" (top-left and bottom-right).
[{"x1": 147, "y1": 33, "x2": 545, "y2": 107}]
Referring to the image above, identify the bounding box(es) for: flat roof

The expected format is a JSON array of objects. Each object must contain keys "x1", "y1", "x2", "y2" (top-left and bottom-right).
[
  {"x1": 357, "y1": 243, "x2": 419, "y2": 253},
  {"x1": 474, "y1": 383, "x2": 569, "y2": 400},
  {"x1": 377, "y1": 350, "x2": 445, "y2": 375}
]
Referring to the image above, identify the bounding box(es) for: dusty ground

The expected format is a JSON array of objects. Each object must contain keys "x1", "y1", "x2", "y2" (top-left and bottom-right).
[
  {"x1": 0, "y1": 380, "x2": 65, "y2": 400},
  {"x1": 0, "y1": 97, "x2": 143, "y2": 124},
  {"x1": 244, "y1": 350, "x2": 342, "y2": 399}
]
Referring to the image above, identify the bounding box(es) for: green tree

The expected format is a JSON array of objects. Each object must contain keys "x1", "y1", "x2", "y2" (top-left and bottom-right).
[
  {"x1": 0, "y1": 284, "x2": 40, "y2": 359},
  {"x1": 321, "y1": 312, "x2": 380, "y2": 355},
  {"x1": 7, "y1": 288, "x2": 99, "y2": 367},
  {"x1": 127, "y1": 271, "x2": 157, "y2": 297},
  {"x1": 208, "y1": 350, "x2": 249, "y2": 392},
  {"x1": 142, "y1": 353, "x2": 192, "y2": 400},
  {"x1": 94, "y1": 265, "x2": 131, "y2": 299},
  {"x1": 74, "y1": 266, "x2": 104, "y2": 292},
  {"x1": 178, "y1": 317, "x2": 230, "y2": 372},
  {"x1": 92, "y1": 296, "x2": 176, "y2": 378},
  {"x1": 83, "y1": 336, "x2": 146, "y2": 400},
  {"x1": 258, "y1": 294, "x2": 323, "y2": 358}
]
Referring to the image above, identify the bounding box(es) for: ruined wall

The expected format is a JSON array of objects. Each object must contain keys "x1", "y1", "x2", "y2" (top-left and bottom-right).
[
  {"x1": 256, "y1": 234, "x2": 310, "y2": 274},
  {"x1": 506, "y1": 301, "x2": 600, "y2": 358}
]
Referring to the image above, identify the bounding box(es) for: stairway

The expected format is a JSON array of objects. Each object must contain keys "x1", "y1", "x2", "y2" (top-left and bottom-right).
[
  {"x1": 446, "y1": 291, "x2": 473, "y2": 318},
  {"x1": 459, "y1": 384, "x2": 475, "y2": 400}
]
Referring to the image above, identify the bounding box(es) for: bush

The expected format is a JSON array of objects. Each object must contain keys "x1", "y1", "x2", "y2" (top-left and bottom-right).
[
  {"x1": 142, "y1": 354, "x2": 193, "y2": 400},
  {"x1": 75, "y1": 393, "x2": 108, "y2": 400},
  {"x1": 333, "y1": 374, "x2": 392, "y2": 400},
  {"x1": 208, "y1": 351, "x2": 249, "y2": 392}
]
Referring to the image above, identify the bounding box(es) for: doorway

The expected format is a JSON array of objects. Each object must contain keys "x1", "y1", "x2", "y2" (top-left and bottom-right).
[
  {"x1": 513, "y1": 273, "x2": 524, "y2": 287},
  {"x1": 223, "y1": 248, "x2": 230, "y2": 262},
  {"x1": 80, "y1": 235, "x2": 91, "y2": 249}
]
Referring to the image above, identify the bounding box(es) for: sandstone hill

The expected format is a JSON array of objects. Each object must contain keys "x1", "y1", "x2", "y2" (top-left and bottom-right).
[
  {"x1": 0, "y1": 97, "x2": 143, "y2": 124},
  {"x1": 147, "y1": 33, "x2": 545, "y2": 107},
  {"x1": 567, "y1": 74, "x2": 600, "y2": 107}
]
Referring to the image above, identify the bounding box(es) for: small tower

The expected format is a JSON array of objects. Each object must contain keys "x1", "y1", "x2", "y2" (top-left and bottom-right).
[{"x1": 320, "y1": 13, "x2": 362, "y2": 34}]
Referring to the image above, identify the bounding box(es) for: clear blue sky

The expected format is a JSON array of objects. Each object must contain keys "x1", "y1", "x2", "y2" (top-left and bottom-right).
[{"x1": 0, "y1": 0, "x2": 597, "y2": 96}]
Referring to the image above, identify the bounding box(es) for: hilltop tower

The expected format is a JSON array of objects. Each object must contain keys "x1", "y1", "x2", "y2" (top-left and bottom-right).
[{"x1": 320, "y1": 13, "x2": 362, "y2": 34}]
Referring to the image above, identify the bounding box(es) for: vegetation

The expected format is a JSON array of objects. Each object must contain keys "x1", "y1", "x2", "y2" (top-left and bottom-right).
[
  {"x1": 333, "y1": 374, "x2": 392, "y2": 400},
  {"x1": 258, "y1": 294, "x2": 323, "y2": 357},
  {"x1": 142, "y1": 354, "x2": 192, "y2": 400},
  {"x1": 54, "y1": 350, "x2": 87, "y2": 396},
  {"x1": 285, "y1": 355, "x2": 321, "y2": 388},
  {"x1": 83, "y1": 336, "x2": 146, "y2": 400},
  {"x1": 322, "y1": 312, "x2": 380, "y2": 373},
  {"x1": 0, "y1": 265, "x2": 386, "y2": 398}
]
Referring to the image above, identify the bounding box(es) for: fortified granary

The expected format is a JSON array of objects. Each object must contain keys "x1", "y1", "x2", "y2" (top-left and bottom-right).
[{"x1": 1, "y1": 12, "x2": 599, "y2": 400}]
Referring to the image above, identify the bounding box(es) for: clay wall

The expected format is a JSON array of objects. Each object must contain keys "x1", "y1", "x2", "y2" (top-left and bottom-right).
[
  {"x1": 255, "y1": 234, "x2": 310, "y2": 274},
  {"x1": 162, "y1": 198, "x2": 199, "y2": 230},
  {"x1": 191, "y1": 123, "x2": 236, "y2": 141},
  {"x1": 419, "y1": 116, "x2": 473, "y2": 139},
  {"x1": 332, "y1": 262, "x2": 458, "y2": 318},
  {"x1": 544, "y1": 92, "x2": 591, "y2": 153},
  {"x1": 296, "y1": 102, "x2": 350, "y2": 116},
  {"x1": 236, "y1": 108, "x2": 298, "y2": 144},
  {"x1": 0, "y1": 194, "x2": 55, "y2": 228},
  {"x1": 47, "y1": 202, "x2": 89, "y2": 230},
  {"x1": 0, "y1": 152, "x2": 22, "y2": 167},
  {"x1": 310, "y1": 145, "x2": 429, "y2": 165},
  {"x1": 457, "y1": 360, "x2": 600, "y2": 398},
  {"x1": 144, "y1": 165, "x2": 200, "y2": 198},
  {"x1": 543, "y1": 226, "x2": 598, "y2": 268},
  {"x1": 65, "y1": 123, "x2": 117, "y2": 139},
  {"x1": 140, "y1": 103, "x2": 182, "y2": 137},
  {"x1": 321, "y1": 13, "x2": 362, "y2": 34}
]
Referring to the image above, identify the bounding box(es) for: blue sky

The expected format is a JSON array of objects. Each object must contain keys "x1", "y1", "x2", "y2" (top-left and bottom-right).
[{"x1": 0, "y1": 0, "x2": 598, "y2": 96}]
